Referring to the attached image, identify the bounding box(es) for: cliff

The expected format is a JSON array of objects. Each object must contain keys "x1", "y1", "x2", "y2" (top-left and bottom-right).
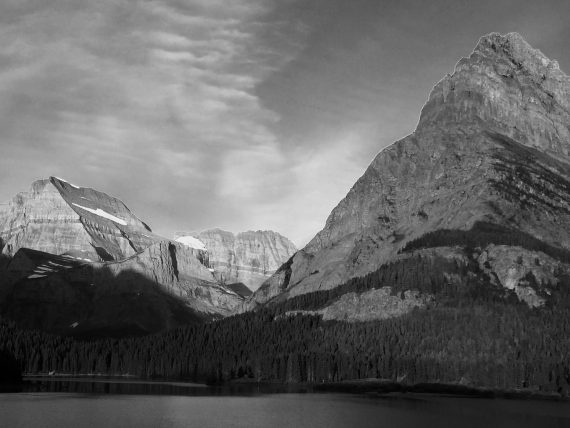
[
  {"x1": 0, "y1": 177, "x2": 160, "y2": 261},
  {"x1": 175, "y1": 229, "x2": 296, "y2": 291}
]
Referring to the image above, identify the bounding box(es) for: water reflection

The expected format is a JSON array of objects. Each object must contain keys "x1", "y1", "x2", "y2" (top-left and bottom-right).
[
  {"x1": 0, "y1": 380, "x2": 568, "y2": 428},
  {"x1": 23, "y1": 377, "x2": 313, "y2": 396}
]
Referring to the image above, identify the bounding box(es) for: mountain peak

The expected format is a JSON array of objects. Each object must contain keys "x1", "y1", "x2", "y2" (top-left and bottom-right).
[
  {"x1": 1, "y1": 176, "x2": 155, "y2": 261},
  {"x1": 418, "y1": 32, "x2": 570, "y2": 156},
  {"x1": 473, "y1": 32, "x2": 560, "y2": 75},
  {"x1": 49, "y1": 176, "x2": 81, "y2": 189},
  {"x1": 247, "y1": 32, "x2": 570, "y2": 309}
]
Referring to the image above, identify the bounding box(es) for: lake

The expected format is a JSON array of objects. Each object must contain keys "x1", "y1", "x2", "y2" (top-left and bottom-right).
[{"x1": 1, "y1": 379, "x2": 569, "y2": 427}]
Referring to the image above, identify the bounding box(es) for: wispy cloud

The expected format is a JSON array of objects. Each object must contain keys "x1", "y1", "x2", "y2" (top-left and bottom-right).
[
  {"x1": 2, "y1": 1, "x2": 568, "y2": 247},
  {"x1": 0, "y1": 0, "x2": 315, "y2": 243},
  {"x1": 218, "y1": 128, "x2": 371, "y2": 246}
]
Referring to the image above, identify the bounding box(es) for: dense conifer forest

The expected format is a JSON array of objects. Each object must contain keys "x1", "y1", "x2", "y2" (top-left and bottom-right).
[
  {"x1": 0, "y1": 348, "x2": 22, "y2": 389},
  {"x1": 1, "y1": 275, "x2": 569, "y2": 393},
  {"x1": 2, "y1": 223, "x2": 570, "y2": 394}
]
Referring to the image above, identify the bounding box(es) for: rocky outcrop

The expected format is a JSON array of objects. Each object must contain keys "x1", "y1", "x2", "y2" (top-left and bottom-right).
[
  {"x1": 282, "y1": 287, "x2": 433, "y2": 322},
  {"x1": 320, "y1": 288, "x2": 433, "y2": 322},
  {"x1": 247, "y1": 33, "x2": 570, "y2": 309},
  {"x1": 476, "y1": 245, "x2": 564, "y2": 307},
  {"x1": 100, "y1": 241, "x2": 239, "y2": 316},
  {"x1": 175, "y1": 229, "x2": 296, "y2": 291}
]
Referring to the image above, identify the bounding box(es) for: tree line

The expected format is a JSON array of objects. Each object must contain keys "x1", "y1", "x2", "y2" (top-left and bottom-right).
[{"x1": 1, "y1": 287, "x2": 569, "y2": 393}]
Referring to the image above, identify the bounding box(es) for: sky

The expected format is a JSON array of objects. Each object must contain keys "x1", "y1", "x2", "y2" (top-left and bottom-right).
[{"x1": 0, "y1": 0, "x2": 569, "y2": 247}]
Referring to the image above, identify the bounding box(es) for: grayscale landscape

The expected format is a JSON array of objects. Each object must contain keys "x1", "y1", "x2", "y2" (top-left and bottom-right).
[{"x1": 1, "y1": 1, "x2": 570, "y2": 427}]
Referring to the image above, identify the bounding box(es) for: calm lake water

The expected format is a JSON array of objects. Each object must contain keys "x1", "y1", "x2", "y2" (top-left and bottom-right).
[{"x1": 1, "y1": 380, "x2": 570, "y2": 428}]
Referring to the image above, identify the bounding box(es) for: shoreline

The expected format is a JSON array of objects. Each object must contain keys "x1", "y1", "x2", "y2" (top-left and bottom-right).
[
  {"x1": 12, "y1": 376, "x2": 570, "y2": 402},
  {"x1": 22, "y1": 376, "x2": 207, "y2": 388},
  {"x1": 310, "y1": 380, "x2": 569, "y2": 402}
]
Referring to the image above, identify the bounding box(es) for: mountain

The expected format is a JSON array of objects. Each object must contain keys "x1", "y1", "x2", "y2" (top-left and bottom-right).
[
  {"x1": 2, "y1": 31, "x2": 570, "y2": 393},
  {"x1": 246, "y1": 32, "x2": 570, "y2": 315},
  {"x1": 0, "y1": 177, "x2": 158, "y2": 261},
  {"x1": 0, "y1": 177, "x2": 241, "y2": 336},
  {"x1": 175, "y1": 229, "x2": 297, "y2": 291},
  {"x1": 2, "y1": 32, "x2": 570, "y2": 393}
]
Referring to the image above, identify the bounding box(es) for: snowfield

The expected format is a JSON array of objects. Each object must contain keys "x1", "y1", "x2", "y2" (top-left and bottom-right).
[
  {"x1": 176, "y1": 236, "x2": 207, "y2": 251},
  {"x1": 53, "y1": 176, "x2": 80, "y2": 189},
  {"x1": 71, "y1": 203, "x2": 128, "y2": 226}
]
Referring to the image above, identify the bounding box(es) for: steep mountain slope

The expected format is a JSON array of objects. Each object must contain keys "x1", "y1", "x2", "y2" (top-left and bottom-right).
[
  {"x1": 0, "y1": 177, "x2": 241, "y2": 336},
  {"x1": 0, "y1": 177, "x2": 158, "y2": 261},
  {"x1": 175, "y1": 229, "x2": 296, "y2": 291},
  {"x1": 247, "y1": 32, "x2": 570, "y2": 312}
]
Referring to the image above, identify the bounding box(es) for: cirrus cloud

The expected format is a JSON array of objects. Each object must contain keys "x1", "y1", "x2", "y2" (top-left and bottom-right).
[
  {"x1": 1, "y1": 0, "x2": 569, "y2": 248},
  {"x1": 0, "y1": 0, "x2": 312, "y2": 243}
]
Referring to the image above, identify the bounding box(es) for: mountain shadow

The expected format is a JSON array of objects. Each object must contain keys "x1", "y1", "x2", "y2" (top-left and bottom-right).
[
  {"x1": 0, "y1": 347, "x2": 22, "y2": 392},
  {"x1": 225, "y1": 282, "x2": 253, "y2": 298},
  {"x1": 0, "y1": 250, "x2": 222, "y2": 338},
  {"x1": 401, "y1": 221, "x2": 570, "y2": 263},
  {"x1": 0, "y1": 238, "x2": 10, "y2": 270}
]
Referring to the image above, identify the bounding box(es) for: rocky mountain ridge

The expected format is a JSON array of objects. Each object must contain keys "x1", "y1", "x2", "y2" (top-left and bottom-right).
[
  {"x1": 0, "y1": 177, "x2": 159, "y2": 261},
  {"x1": 0, "y1": 177, "x2": 241, "y2": 336},
  {"x1": 246, "y1": 32, "x2": 570, "y2": 315},
  {"x1": 175, "y1": 229, "x2": 296, "y2": 291}
]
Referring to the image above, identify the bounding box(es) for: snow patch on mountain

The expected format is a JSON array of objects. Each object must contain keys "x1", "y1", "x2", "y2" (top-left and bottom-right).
[
  {"x1": 71, "y1": 203, "x2": 128, "y2": 226},
  {"x1": 176, "y1": 236, "x2": 207, "y2": 251},
  {"x1": 53, "y1": 176, "x2": 80, "y2": 189}
]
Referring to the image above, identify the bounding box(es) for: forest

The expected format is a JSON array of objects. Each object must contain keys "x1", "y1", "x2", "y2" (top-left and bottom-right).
[
  {"x1": 2, "y1": 224, "x2": 570, "y2": 394},
  {"x1": 1, "y1": 278, "x2": 570, "y2": 393}
]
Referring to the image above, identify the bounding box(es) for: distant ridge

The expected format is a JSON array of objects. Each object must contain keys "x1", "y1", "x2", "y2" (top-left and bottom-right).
[{"x1": 175, "y1": 228, "x2": 297, "y2": 291}]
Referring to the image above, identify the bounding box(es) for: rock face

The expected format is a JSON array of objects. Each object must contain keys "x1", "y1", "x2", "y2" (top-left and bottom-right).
[
  {"x1": 0, "y1": 179, "x2": 95, "y2": 259},
  {"x1": 175, "y1": 229, "x2": 296, "y2": 291},
  {"x1": 247, "y1": 33, "x2": 570, "y2": 310},
  {"x1": 283, "y1": 287, "x2": 433, "y2": 322},
  {"x1": 0, "y1": 177, "x2": 159, "y2": 261},
  {"x1": 0, "y1": 177, "x2": 241, "y2": 336}
]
